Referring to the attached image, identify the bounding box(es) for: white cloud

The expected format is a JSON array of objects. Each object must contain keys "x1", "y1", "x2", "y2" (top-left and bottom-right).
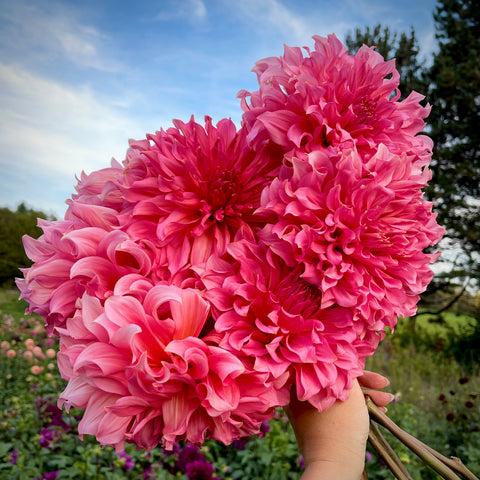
[
  {"x1": 224, "y1": 0, "x2": 352, "y2": 51},
  {"x1": 234, "y1": 0, "x2": 309, "y2": 41},
  {"x1": 0, "y1": 0, "x2": 120, "y2": 71},
  {"x1": 153, "y1": 0, "x2": 207, "y2": 23},
  {"x1": 191, "y1": 0, "x2": 207, "y2": 20},
  {"x1": 0, "y1": 63, "x2": 138, "y2": 171},
  {"x1": 0, "y1": 63, "x2": 160, "y2": 215}
]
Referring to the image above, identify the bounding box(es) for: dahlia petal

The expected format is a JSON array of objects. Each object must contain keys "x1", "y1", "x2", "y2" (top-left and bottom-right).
[
  {"x1": 22, "y1": 234, "x2": 56, "y2": 261},
  {"x1": 58, "y1": 377, "x2": 96, "y2": 410},
  {"x1": 207, "y1": 348, "x2": 245, "y2": 381},
  {"x1": 77, "y1": 391, "x2": 121, "y2": 438},
  {"x1": 257, "y1": 110, "x2": 303, "y2": 147},
  {"x1": 162, "y1": 391, "x2": 194, "y2": 438},
  {"x1": 104, "y1": 295, "x2": 146, "y2": 329},
  {"x1": 96, "y1": 410, "x2": 131, "y2": 449},
  {"x1": 170, "y1": 289, "x2": 210, "y2": 340},
  {"x1": 74, "y1": 343, "x2": 129, "y2": 375}
]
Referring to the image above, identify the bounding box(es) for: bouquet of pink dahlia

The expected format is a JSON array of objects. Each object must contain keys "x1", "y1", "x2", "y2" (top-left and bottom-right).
[{"x1": 17, "y1": 34, "x2": 444, "y2": 452}]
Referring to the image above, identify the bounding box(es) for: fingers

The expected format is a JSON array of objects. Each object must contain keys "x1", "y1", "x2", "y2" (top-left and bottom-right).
[
  {"x1": 362, "y1": 389, "x2": 395, "y2": 408},
  {"x1": 358, "y1": 370, "x2": 390, "y2": 390},
  {"x1": 358, "y1": 371, "x2": 394, "y2": 412}
]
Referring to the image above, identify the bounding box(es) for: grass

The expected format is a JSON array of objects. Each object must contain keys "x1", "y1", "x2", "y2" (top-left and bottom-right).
[
  {"x1": 366, "y1": 332, "x2": 479, "y2": 412},
  {"x1": 0, "y1": 289, "x2": 29, "y2": 318}
]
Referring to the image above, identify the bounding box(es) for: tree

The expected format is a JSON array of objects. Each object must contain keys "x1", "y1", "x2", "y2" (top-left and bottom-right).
[
  {"x1": 0, "y1": 203, "x2": 53, "y2": 286},
  {"x1": 345, "y1": 24, "x2": 426, "y2": 98},
  {"x1": 425, "y1": 0, "x2": 480, "y2": 285},
  {"x1": 344, "y1": 18, "x2": 478, "y2": 318}
]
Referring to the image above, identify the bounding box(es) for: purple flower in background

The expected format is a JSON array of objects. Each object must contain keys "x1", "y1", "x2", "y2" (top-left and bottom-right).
[
  {"x1": 162, "y1": 442, "x2": 180, "y2": 456},
  {"x1": 298, "y1": 454, "x2": 305, "y2": 469},
  {"x1": 9, "y1": 449, "x2": 18, "y2": 465},
  {"x1": 143, "y1": 464, "x2": 154, "y2": 480},
  {"x1": 36, "y1": 396, "x2": 71, "y2": 431},
  {"x1": 232, "y1": 437, "x2": 249, "y2": 450},
  {"x1": 117, "y1": 451, "x2": 135, "y2": 471},
  {"x1": 39, "y1": 428, "x2": 55, "y2": 448},
  {"x1": 177, "y1": 444, "x2": 205, "y2": 472},
  {"x1": 43, "y1": 473, "x2": 59, "y2": 480},
  {"x1": 259, "y1": 420, "x2": 270, "y2": 438},
  {"x1": 185, "y1": 460, "x2": 214, "y2": 480},
  {"x1": 36, "y1": 472, "x2": 59, "y2": 480}
]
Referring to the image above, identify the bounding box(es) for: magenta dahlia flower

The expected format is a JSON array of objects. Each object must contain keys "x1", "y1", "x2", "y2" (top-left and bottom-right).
[
  {"x1": 56, "y1": 284, "x2": 287, "y2": 451},
  {"x1": 18, "y1": 116, "x2": 280, "y2": 335},
  {"x1": 117, "y1": 116, "x2": 282, "y2": 266},
  {"x1": 239, "y1": 34, "x2": 432, "y2": 164},
  {"x1": 257, "y1": 145, "x2": 444, "y2": 329},
  {"x1": 202, "y1": 240, "x2": 368, "y2": 411}
]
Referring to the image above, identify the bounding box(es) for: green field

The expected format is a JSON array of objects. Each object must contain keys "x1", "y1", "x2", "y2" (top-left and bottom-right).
[{"x1": 0, "y1": 289, "x2": 479, "y2": 479}]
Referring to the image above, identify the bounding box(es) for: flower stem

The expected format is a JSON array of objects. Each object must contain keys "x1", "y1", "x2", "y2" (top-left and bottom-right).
[
  {"x1": 366, "y1": 397, "x2": 479, "y2": 480},
  {"x1": 368, "y1": 420, "x2": 414, "y2": 480}
]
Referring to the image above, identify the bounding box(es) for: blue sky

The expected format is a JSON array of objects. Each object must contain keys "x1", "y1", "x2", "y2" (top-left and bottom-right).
[{"x1": 0, "y1": 0, "x2": 438, "y2": 218}]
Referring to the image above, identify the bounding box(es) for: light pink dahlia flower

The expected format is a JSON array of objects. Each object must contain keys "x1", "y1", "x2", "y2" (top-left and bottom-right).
[
  {"x1": 17, "y1": 162, "x2": 128, "y2": 334},
  {"x1": 202, "y1": 240, "x2": 369, "y2": 411},
  {"x1": 257, "y1": 144, "x2": 444, "y2": 330},
  {"x1": 117, "y1": 116, "x2": 282, "y2": 266},
  {"x1": 56, "y1": 284, "x2": 287, "y2": 451},
  {"x1": 17, "y1": 219, "x2": 92, "y2": 334},
  {"x1": 18, "y1": 220, "x2": 160, "y2": 335},
  {"x1": 239, "y1": 34, "x2": 432, "y2": 164}
]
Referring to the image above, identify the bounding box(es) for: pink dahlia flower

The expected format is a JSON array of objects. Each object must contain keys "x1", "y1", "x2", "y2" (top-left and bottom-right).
[
  {"x1": 17, "y1": 219, "x2": 91, "y2": 334},
  {"x1": 202, "y1": 240, "x2": 369, "y2": 411},
  {"x1": 117, "y1": 116, "x2": 282, "y2": 266},
  {"x1": 257, "y1": 145, "x2": 444, "y2": 329},
  {"x1": 56, "y1": 284, "x2": 287, "y2": 451},
  {"x1": 19, "y1": 115, "x2": 280, "y2": 336},
  {"x1": 18, "y1": 220, "x2": 159, "y2": 334},
  {"x1": 239, "y1": 34, "x2": 432, "y2": 164}
]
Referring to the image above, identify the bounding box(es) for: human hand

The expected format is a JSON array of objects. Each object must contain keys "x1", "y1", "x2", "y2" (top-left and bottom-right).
[
  {"x1": 358, "y1": 370, "x2": 394, "y2": 412},
  {"x1": 285, "y1": 371, "x2": 393, "y2": 480}
]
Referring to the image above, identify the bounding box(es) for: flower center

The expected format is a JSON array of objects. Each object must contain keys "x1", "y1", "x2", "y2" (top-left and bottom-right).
[
  {"x1": 359, "y1": 98, "x2": 377, "y2": 119},
  {"x1": 208, "y1": 170, "x2": 240, "y2": 212},
  {"x1": 277, "y1": 270, "x2": 322, "y2": 318}
]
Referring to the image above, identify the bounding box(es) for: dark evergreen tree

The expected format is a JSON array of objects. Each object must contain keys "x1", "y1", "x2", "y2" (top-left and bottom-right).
[{"x1": 425, "y1": 0, "x2": 480, "y2": 284}]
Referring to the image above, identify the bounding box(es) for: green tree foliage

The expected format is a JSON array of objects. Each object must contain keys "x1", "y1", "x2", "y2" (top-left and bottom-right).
[
  {"x1": 345, "y1": 23, "x2": 426, "y2": 98},
  {"x1": 0, "y1": 203, "x2": 53, "y2": 286},
  {"x1": 425, "y1": 0, "x2": 480, "y2": 283}
]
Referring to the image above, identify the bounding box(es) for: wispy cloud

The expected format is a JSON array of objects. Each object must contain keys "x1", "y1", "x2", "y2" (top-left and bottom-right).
[
  {"x1": 153, "y1": 0, "x2": 207, "y2": 23},
  {"x1": 0, "y1": 63, "x2": 151, "y2": 215},
  {"x1": 230, "y1": 0, "x2": 311, "y2": 42},
  {"x1": 0, "y1": 63, "x2": 139, "y2": 172},
  {"x1": 0, "y1": 0, "x2": 120, "y2": 71},
  {"x1": 224, "y1": 0, "x2": 352, "y2": 51}
]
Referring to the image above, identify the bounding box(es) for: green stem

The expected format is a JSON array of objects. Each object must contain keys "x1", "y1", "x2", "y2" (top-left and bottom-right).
[
  {"x1": 366, "y1": 397, "x2": 479, "y2": 480},
  {"x1": 368, "y1": 420, "x2": 414, "y2": 480}
]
